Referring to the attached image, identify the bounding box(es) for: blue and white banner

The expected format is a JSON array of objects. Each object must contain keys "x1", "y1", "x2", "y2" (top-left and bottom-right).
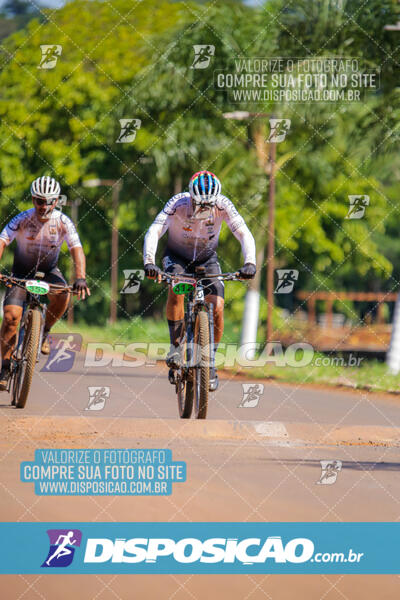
[{"x1": 0, "y1": 522, "x2": 398, "y2": 574}]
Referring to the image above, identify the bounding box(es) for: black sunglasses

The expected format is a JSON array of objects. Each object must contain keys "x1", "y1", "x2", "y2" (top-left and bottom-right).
[{"x1": 32, "y1": 196, "x2": 57, "y2": 206}]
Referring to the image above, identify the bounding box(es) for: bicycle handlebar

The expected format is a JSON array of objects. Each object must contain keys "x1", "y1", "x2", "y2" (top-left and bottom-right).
[
  {"x1": 0, "y1": 273, "x2": 74, "y2": 294},
  {"x1": 158, "y1": 270, "x2": 241, "y2": 283}
]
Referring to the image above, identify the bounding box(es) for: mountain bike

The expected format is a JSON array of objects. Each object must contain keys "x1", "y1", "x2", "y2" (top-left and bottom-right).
[
  {"x1": 0, "y1": 273, "x2": 72, "y2": 409},
  {"x1": 158, "y1": 268, "x2": 240, "y2": 419}
]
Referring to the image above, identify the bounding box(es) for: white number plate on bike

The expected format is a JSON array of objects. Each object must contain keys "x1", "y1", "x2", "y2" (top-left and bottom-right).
[{"x1": 25, "y1": 280, "x2": 50, "y2": 295}]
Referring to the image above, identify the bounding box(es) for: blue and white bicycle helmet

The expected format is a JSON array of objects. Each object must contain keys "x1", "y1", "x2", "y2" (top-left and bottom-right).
[{"x1": 189, "y1": 171, "x2": 221, "y2": 206}]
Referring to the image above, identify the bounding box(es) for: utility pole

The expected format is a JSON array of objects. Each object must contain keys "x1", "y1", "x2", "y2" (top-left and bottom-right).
[
  {"x1": 110, "y1": 182, "x2": 122, "y2": 324},
  {"x1": 223, "y1": 111, "x2": 278, "y2": 352},
  {"x1": 267, "y1": 136, "x2": 276, "y2": 343},
  {"x1": 83, "y1": 178, "x2": 122, "y2": 324},
  {"x1": 384, "y1": 18, "x2": 400, "y2": 372}
]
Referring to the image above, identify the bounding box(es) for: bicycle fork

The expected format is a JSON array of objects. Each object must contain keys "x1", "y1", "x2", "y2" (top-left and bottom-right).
[{"x1": 36, "y1": 304, "x2": 47, "y2": 362}]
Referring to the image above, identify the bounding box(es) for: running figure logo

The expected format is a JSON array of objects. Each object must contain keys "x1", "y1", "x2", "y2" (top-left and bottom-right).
[
  {"x1": 41, "y1": 529, "x2": 82, "y2": 568},
  {"x1": 38, "y1": 45, "x2": 62, "y2": 69},
  {"x1": 85, "y1": 386, "x2": 110, "y2": 411},
  {"x1": 191, "y1": 45, "x2": 215, "y2": 69},
  {"x1": 268, "y1": 119, "x2": 291, "y2": 143},
  {"x1": 345, "y1": 195, "x2": 369, "y2": 219},
  {"x1": 41, "y1": 334, "x2": 82, "y2": 372},
  {"x1": 239, "y1": 383, "x2": 264, "y2": 407},
  {"x1": 116, "y1": 119, "x2": 141, "y2": 143},
  {"x1": 316, "y1": 460, "x2": 342, "y2": 485},
  {"x1": 120, "y1": 269, "x2": 144, "y2": 294},
  {"x1": 275, "y1": 269, "x2": 299, "y2": 294}
]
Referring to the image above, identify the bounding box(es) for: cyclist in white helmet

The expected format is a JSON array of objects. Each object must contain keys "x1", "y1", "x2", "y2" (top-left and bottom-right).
[
  {"x1": 0, "y1": 176, "x2": 90, "y2": 389},
  {"x1": 143, "y1": 170, "x2": 256, "y2": 391}
]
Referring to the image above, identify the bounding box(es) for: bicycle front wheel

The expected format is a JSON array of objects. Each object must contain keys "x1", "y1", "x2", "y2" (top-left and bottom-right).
[
  {"x1": 193, "y1": 309, "x2": 210, "y2": 419},
  {"x1": 176, "y1": 336, "x2": 194, "y2": 419},
  {"x1": 176, "y1": 373, "x2": 194, "y2": 419},
  {"x1": 12, "y1": 307, "x2": 41, "y2": 409}
]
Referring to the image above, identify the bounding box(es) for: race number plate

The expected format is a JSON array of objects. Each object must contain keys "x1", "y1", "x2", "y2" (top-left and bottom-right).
[
  {"x1": 172, "y1": 277, "x2": 196, "y2": 295},
  {"x1": 25, "y1": 280, "x2": 50, "y2": 295}
]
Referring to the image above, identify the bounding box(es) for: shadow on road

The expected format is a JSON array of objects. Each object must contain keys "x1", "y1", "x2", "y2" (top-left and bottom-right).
[
  {"x1": 263, "y1": 458, "x2": 400, "y2": 471},
  {"x1": 47, "y1": 370, "x2": 162, "y2": 379}
]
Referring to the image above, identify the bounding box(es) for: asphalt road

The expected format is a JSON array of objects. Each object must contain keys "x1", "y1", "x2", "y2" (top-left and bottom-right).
[
  {"x1": 2, "y1": 352, "x2": 400, "y2": 427},
  {"x1": 0, "y1": 353, "x2": 400, "y2": 598}
]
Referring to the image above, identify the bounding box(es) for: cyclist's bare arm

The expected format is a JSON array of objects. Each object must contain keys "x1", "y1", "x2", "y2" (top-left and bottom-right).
[
  {"x1": 70, "y1": 246, "x2": 86, "y2": 279},
  {"x1": 0, "y1": 239, "x2": 6, "y2": 262},
  {"x1": 70, "y1": 246, "x2": 90, "y2": 299}
]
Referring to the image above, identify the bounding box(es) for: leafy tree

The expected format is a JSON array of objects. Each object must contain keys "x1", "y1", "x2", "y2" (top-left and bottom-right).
[
  {"x1": 0, "y1": 0, "x2": 188, "y2": 322},
  {"x1": 268, "y1": 0, "x2": 400, "y2": 304},
  {"x1": 129, "y1": 0, "x2": 400, "y2": 325},
  {"x1": 1, "y1": 0, "x2": 400, "y2": 327}
]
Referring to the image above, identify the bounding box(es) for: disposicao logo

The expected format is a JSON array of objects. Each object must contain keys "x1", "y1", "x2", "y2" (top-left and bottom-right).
[
  {"x1": 41, "y1": 529, "x2": 82, "y2": 568},
  {"x1": 83, "y1": 536, "x2": 314, "y2": 564},
  {"x1": 41, "y1": 334, "x2": 82, "y2": 372},
  {"x1": 36, "y1": 529, "x2": 365, "y2": 571}
]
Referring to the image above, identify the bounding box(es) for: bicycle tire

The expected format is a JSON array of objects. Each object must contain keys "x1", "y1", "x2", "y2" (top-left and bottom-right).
[
  {"x1": 176, "y1": 336, "x2": 193, "y2": 419},
  {"x1": 13, "y1": 307, "x2": 41, "y2": 409},
  {"x1": 193, "y1": 310, "x2": 210, "y2": 419},
  {"x1": 177, "y1": 375, "x2": 194, "y2": 419}
]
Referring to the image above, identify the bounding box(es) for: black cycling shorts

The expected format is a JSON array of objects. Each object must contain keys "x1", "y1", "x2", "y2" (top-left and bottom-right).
[
  {"x1": 3, "y1": 266, "x2": 67, "y2": 308},
  {"x1": 162, "y1": 250, "x2": 224, "y2": 299}
]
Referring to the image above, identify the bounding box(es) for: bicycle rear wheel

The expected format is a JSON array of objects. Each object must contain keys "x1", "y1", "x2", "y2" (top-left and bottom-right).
[
  {"x1": 193, "y1": 309, "x2": 210, "y2": 419},
  {"x1": 12, "y1": 307, "x2": 41, "y2": 409}
]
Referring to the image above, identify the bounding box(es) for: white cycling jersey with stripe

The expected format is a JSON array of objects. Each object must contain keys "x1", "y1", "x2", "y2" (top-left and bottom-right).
[
  {"x1": 0, "y1": 208, "x2": 82, "y2": 275},
  {"x1": 143, "y1": 193, "x2": 256, "y2": 265}
]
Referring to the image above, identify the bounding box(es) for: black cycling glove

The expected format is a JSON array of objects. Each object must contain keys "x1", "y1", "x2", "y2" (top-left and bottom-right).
[
  {"x1": 72, "y1": 278, "x2": 89, "y2": 293},
  {"x1": 144, "y1": 264, "x2": 160, "y2": 279},
  {"x1": 239, "y1": 263, "x2": 256, "y2": 280}
]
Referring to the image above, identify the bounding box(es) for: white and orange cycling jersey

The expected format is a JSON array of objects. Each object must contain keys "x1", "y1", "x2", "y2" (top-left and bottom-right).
[
  {"x1": 0, "y1": 208, "x2": 82, "y2": 275},
  {"x1": 143, "y1": 193, "x2": 256, "y2": 265}
]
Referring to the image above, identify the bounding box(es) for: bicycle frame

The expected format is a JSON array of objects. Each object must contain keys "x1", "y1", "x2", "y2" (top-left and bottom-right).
[
  {"x1": 160, "y1": 269, "x2": 240, "y2": 373},
  {"x1": 6, "y1": 295, "x2": 46, "y2": 396},
  {"x1": 13, "y1": 295, "x2": 47, "y2": 365},
  {"x1": 182, "y1": 279, "x2": 215, "y2": 371},
  {"x1": 0, "y1": 274, "x2": 73, "y2": 395},
  {"x1": 151, "y1": 269, "x2": 242, "y2": 419}
]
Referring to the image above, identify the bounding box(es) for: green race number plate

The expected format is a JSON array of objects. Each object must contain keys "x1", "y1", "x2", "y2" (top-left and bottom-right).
[
  {"x1": 172, "y1": 281, "x2": 196, "y2": 295},
  {"x1": 25, "y1": 280, "x2": 50, "y2": 295}
]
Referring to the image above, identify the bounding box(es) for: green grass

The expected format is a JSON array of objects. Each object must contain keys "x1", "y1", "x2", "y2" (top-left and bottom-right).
[
  {"x1": 48, "y1": 318, "x2": 400, "y2": 393},
  {"x1": 50, "y1": 316, "x2": 242, "y2": 346},
  {"x1": 52, "y1": 318, "x2": 170, "y2": 345},
  {"x1": 237, "y1": 353, "x2": 400, "y2": 394}
]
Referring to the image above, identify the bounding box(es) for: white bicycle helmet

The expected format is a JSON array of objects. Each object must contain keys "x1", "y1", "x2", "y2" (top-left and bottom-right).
[
  {"x1": 189, "y1": 171, "x2": 221, "y2": 206},
  {"x1": 31, "y1": 175, "x2": 61, "y2": 200}
]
